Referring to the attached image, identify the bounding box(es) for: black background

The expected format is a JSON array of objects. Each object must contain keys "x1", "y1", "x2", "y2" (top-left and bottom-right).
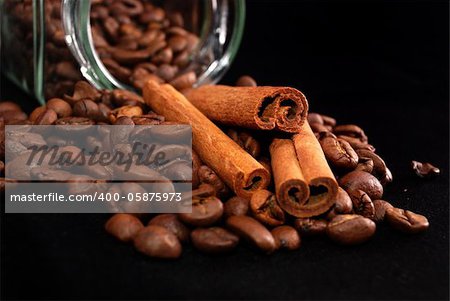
[{"x1": 1, "y1": 0, "x2": 449, "y2": 300}]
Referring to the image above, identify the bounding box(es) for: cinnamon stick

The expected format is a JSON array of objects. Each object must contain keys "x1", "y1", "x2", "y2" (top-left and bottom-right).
[
  {"x1": 143, "y1": 81, "x2": 270, "y2": 199},
  {"x1": 269, "y1": 139, "x2": 310, "y2": 217},
  {"x1": 184, "y1": 85, "x2": 308, "y2": 133},
  {"x1": 292, "y1": 122, "x2": 338, "y2": 217}
]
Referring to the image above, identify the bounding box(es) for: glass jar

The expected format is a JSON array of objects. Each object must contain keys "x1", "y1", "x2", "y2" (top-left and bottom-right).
[{"x1": 0, "y1": 0, "x2": 245, "y2": 104}]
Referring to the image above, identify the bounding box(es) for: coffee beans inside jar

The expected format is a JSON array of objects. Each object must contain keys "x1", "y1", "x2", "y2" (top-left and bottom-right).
[{"x1": 0, "y1": 74, "x2": 431, "y2": 259}]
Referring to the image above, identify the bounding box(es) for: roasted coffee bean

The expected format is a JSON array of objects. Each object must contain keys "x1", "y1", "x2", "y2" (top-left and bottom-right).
[
  {"x1": 333, "y1": 124, "x2": 368, "y2": 143},
  {"x1": 148, "y1": 214, "x2": 190, "y2": 243},
  {"x1": 294, "y1": 218, "x2": 328, "y2": 236},
  {"x1": 168, "y1": 35, "x2": 187, "y2": 52},
  {"x1": 224, "y1": 196, "x2": 250, "y2": 218},
  {"x1": 46, "y1": 98, "x2": 72, "y2": 118},
  {"x1": 355, "y1": 149, "x2": 388, "y2": 181},
  {"x1": 226, "y1": 216, "x2": 277, "y2": 253},
  {"x1": 180, "y1": 183, "x2": 216, "y2": 203},
  {"x1": 307, "y1": 113, "x2": 324, "y2": 125},
  {"x1": 112, "y1": 89, "x2": 144, "y2": 106},
  {"x1": 0, "y1": 101, "x2": 22, "y2": 113},
  {"x1": 161, "y1": 161, "x2": 192, "y2": 181},
  {"x1": 347, "y1": 189, "x2": 375, "y2": 219},
  {"x1": 411, "y1": 160, "x2": 440, "y2": 178},
  {"x1": 320, "y1": 114, "x2": 336, "y2": 127},
  {"x1": 227, "y1": 129, "x2": 260, "y2": 158},
  {"x1": 250, "y1": 190, "x2": 285, "y2": 226},
  {"x1": 178, "y1": 196, "x2": 223, "y2": 227},
  {"x1": 34, "y1": 108, "x2": 58, "y2": 125},
  {"x1": 191, "y1": 227, "x2": 239, "y2": 254},
  {"x1": 372, "y1": 200, "x2": 394, "y2": 223},
  {"x1": 327, "y1": 187, "x2": 353, "y2": 219},
  {"x1": 310, "y1": 122, "x2": 330, "y2": 134},
  {"x1": 198, "y1": 165, "x2": 229, "y2": 199},
  {"x1": 385, "y1": 208, "x2": 429, "y2": 234},
  {"x1": 149, "y1": 122, "x2": 191, "y2": 141},
  {"x1": 0, "y1": 109, "x2": 27, "y2": 124},
  {"x1": 339, "y1": 170, "x2": 383, "y2": 200},
  {"x1": 320, "y1": 135, "x2": 358, "y2": 170},
  {"x1": 55, "y1": 116, "x2": 95, "y2": 126},
  {"x1": 169, "y1": 71, "x2": 196, "y2": 91},
  {"x1": 109, "y1": 105, "x2": 143, "y2": 123},
  {"x1": 327, "y1": 214, "x2": 376, "y2": 245},
  {"x1": 65, "y1": 81, "x2": 102, "y2": 103},
  {"x1": 105, "y1": 213, "x2": 144, "y2": 242},
  {"x1": 133, "y1": 225, "x2": 182, "y2": 259},
  {"x1": 155, "y1": 64, "x2": 178, "y2": 81},
  {"x1": 271, "y1": 226, "x2": 301, "y2": 251},
  {"x1": 29, "y1": 106, "x2": 47, "y2": 123},
  {"x1": 337, "y1": 135, "x2": 375, "y2": 152},
  {"x1": 73, "y1": 99, "x2": 100, "y2": 119},
  {"x1": 192, "y1": 150, "x2": 202, "y2": 188},
  {"x1": 380, "y1": 167, "x2": 393, "y2": 186},
  {"x1": 30, "y1": 167, "x2": 73, "y2": 181},
  {"x1": 235, "y1": 75, "x2": 257, "y2": 87},
  {"x1": 103, "y1": 58, "x2": 132, "y2": 82},
  {"x1": 355, "y1": 157, "x2": 374, "y2": 173}
]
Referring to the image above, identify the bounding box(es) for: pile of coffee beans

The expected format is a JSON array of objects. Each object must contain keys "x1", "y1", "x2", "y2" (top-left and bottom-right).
[
  {"x1": 0, "y1": 75, "x2": 433, "y2": 259},
  {"x1": 5, "y1": 0, "x2": 200, "y2": 99}
]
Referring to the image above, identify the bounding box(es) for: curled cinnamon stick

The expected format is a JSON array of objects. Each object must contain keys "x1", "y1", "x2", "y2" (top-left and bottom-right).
[
  {"x1": 269, "y1": 139, "x2": 310, "y2": 217},
  {"x1": 292, "y1": 122, "x2": 338, "y2": 217},
  {"x1": 184, "y1": 85, "x2": 308, "y2": 133},
  {"x1": 143, "y1": 81, "x2": 270, "y2": 199}
]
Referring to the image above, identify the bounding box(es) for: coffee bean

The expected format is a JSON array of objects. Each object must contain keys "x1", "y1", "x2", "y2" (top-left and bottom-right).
[
  {"x1": 271, "y1": 226, "x2": 301, "y2": 251},
  {"x1": 310, "y1": 122, "x2": 330, "y2": 134},
  {"x1": 347, "y1": 189, "x2": 375, "y2": 219},
  {"x1": 105, "y1": 213, "x2": 144, "y2": 242},
  {"x1": 29, "y1": 106, "x2": 48, "y2": 123},
  {"x1": 148, "y1": 214, "x2": 190, "y2": 243},
  {"x1": 73, "y1": 99, "x2": 100, "y2": 119},
  {"x1": 235, "y1": 75, "x2": 257, "y2": 87},
  {"x1": 339, "y1": 170, "x2": 383, "y2": 200},
  {"x1": 307, "y1": 113, "x2": 324, "y2": 125},
  {"x1": 46, "y1": 98, "x2": 72, "y2": 118},
  {"x1": 356, "y1": 149, "x2": 388, "y2": 181},
  {"x1": 294, "y1": 218, "x2": 328, "y2": 236},
  {"x1": 34, "y1": 108, "x2": 58, "y2": 125},
  {"x1": 327, "y1": 214, "x2": 376, "y2": 245},
  {"x1": 168, "y1": 35, "x2": 187, "y2": 52},
  {"x1": 250, "y1": 190, "x2": 285, "y2": 226},
  {"x1": 0, "y1": 101, "x2": 22, "y2": 113},
  {"x1": 355, "y1": 157, "x2": 374, "y2": 173},
  {"x1": 227, "y1": 129, "x2": 260, "y2": 158},
  {"x1": 333, "y1": 124, "x2": 368, "y2": 143},
  {"x1": 320, "y1": 114, "x2": 336, "y2": 127},
  {"x1": 55, "y1": 116, "x2": 95, "y2": 126},
  {"x1": 169, "y1": 71, "x2": 196, "y2": 91},
  {"x1": 134, "y1": 225, "x2": 182, "y2": 259},
  {"x1": 198, "y1": 165, "x2": 229, "y2": 199},
  {"x1": 109, "y1": 105, "x2": 143, "y2": 123},
  {"x1": 191, "y1": 227, "x2": 239, "y2": 253},
  {"x1": 411, "y1": 160, "x2": 440, "y2": 178},
  {"x1": 223, "y1": 196, "x2": 250, "y2": 218},
  {"x1": 385, "y1": 208, "x2": 429, "y2": 234},
  {"x1": 372, "y1": 200, "x2": 394, "y2": 223},
  {"x1": 334, "y1": 187, "x2": 353, "y2": 214},
  {"x1": 337, "y1": 135, "x2": 375, "y2": 152},
  {"x1": 178, "y1": 196, "x2": 223, "y2": 227},
  {"x1": 226, "y1": 216, "x2": 277, "y2": 253},
  {"x1": 320, "y1": 135, "x2": 358, "y2": 170}
]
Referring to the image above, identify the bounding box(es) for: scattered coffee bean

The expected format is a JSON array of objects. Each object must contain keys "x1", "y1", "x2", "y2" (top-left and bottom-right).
[
  {"x1": 148, "y1": 214, "x2": 190, "y2": 243},
  {"x1": 372, "y1": 200, "x2": 394, "y2": 223},
  {"x1": 271, "y1": 226, "x2": 301, "y2": 251},
  {"x1": 327, "y1": 214, "x2": 376, "y2": 245},
  {"x1": 178, "y1": 196, "x2": 223, "y2": 227},
  {"x1": 191, "y1": 227, "x2": 239, "y2": 254},
  {"x1": 411, "y1": 160, "x2": 440, "y2": 178},
  {"x1": 250, "y1": 189, "x2": 285, "y2": 226},
  {"x1": 235, "y1": 75, "x2": 257, "y2": 87},
  {"x1": 347, "y1": 189, "x2": 375, "y2": 219},
  {"x1": 226, "y1": 215, "x2": 277, "y2": 253},
  {"x1": 105, "y1": 214, "x2": 144, "y2": 242},
  {"x1": 223, "y1": 196, "x2": 250, "y2": 218},
  {"x1": 339, "y1": 170, "x2": 383, "y2": 200},
  {"x1": 134, "y1": 225, "x2": 182, "y2": 259},
  {"x1": 294, "y1": 218, "x2": 328, "y2": 236},
  {"x1": 385, "y1": 208, "x2": 429, "y2": 234}
]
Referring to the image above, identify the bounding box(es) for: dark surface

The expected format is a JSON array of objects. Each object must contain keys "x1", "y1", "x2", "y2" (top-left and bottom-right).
[{"x1": 1, "y1": 0, "x2": 449, "y2": 300}]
